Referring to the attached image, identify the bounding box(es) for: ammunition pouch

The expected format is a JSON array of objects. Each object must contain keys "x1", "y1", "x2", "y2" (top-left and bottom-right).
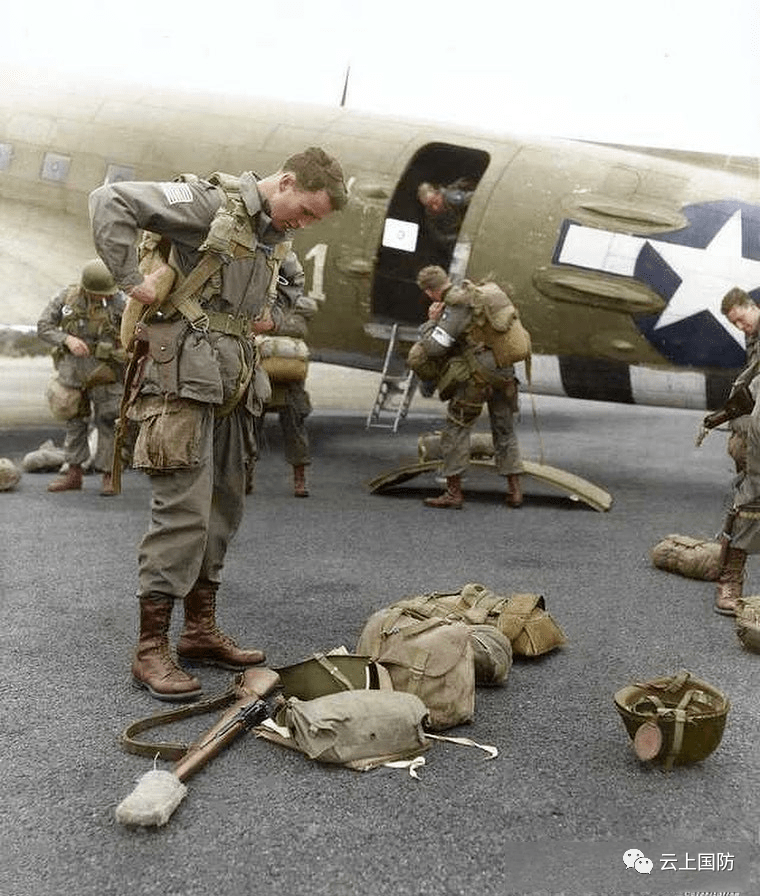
[{"x1": 129, "y1": 395, "x2": 210, "y2": 472}]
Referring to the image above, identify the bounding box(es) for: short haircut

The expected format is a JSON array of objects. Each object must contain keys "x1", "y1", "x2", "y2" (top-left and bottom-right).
[
  {"x1": 417, "y1": 182, "x2": 439, "y2": 203},
  {"x1": 282, "y1": 147, "x2": 348, "y2": 210},
  {"x1": 416, "y1": 265, "x2": 449, "y2": 291},
  {"x1": 721, "y1": 287, "x2": 754, "y2": 316}
]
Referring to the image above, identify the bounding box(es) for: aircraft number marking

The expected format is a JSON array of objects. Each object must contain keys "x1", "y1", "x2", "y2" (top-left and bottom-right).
[{"x1": 305, "y1": 243, "x2": 327, "y2": 302}]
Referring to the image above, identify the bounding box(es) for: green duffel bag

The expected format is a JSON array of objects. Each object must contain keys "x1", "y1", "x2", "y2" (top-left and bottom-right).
[{"x1": 470, "y1": 625, "x2": 512, "y2": 686}]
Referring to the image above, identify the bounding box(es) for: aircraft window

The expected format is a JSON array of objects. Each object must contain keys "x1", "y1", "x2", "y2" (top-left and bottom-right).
[
  {"x1": 41, "y1": 152, "x2": 70, "y2": 183},
  {"x1": 0, "y1": 144, "x2": 11, "y2": 171},
  {"x1": 105, "y1": 163, "x2": 136, "y2": 184}
]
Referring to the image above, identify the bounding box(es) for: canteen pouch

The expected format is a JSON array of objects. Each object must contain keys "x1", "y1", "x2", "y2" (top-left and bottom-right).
[
  {"x1": 496, "y1": 592, "x2": 566, "y2": 657},
  {"x1": 129, "y1": 395, "x2": 210, "y2": 472},
  {"x1": 356, "y1": 607, "x2": 475, "y2": 730},
  {"x1": 259, "y1": 690, "x2": 430, "y2": 770},
  {"x1": 651, "y1": 533, "x2": 722, "y2": 582}
]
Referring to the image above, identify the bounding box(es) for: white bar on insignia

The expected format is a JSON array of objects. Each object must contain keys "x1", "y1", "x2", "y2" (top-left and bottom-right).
[
  {"x1": 629, "y1": 365, "x2": 708, "y2": 409},
  {"x1": 382, "y1": 218, "x2": 419, "y2": 252},
  {"x1": 559, "y1": 224, "x2": 644, "y2": 276},
  {"x1": 522, "y1": 354, "x2": 565, "y2": 397}
]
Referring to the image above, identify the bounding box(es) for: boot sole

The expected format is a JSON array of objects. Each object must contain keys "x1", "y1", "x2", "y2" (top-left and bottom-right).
[
  {"x1": 131, "y1": 676, "x2": 202, "y2": 702},
  {"x1": 177, "y1": 654, "x2": 265, "y2": 671},
  {"x1": 713, "y1": 605, "x2": 737, "y2": 617}
]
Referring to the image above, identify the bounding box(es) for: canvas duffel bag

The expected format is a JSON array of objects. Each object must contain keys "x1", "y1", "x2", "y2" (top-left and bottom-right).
[
  {"x1": 651, "y1": 534, "x2": 722, "y2": 581},
  {"x1": 259, "y1": 690, "x2": 431, "y2": 771},
  {"x1": 356, "y1": 607, "x2": 475, "y2": 730}
]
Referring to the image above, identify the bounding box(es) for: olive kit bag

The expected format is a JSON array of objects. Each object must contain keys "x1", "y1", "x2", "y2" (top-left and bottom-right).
[{"x1": 356, "y1": 608, "x2": 475, "y2": 731}]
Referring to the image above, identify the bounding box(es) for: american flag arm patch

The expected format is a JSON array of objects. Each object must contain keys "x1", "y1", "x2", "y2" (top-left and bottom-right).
[
  {"x1": 160, "y1": 182, "x2": 194, "y2": 204},
  {"x1": 431, "y1": 326, "x2": 456, "y2": 348}
]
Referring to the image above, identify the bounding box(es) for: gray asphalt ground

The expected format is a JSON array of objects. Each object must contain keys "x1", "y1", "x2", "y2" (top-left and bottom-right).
[{"x1": 1, "y1": 363, "x2": 758, "y2": 896}]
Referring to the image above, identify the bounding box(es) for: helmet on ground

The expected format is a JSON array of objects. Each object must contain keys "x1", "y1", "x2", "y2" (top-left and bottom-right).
[
  {"x1": 81, "y1": 259, "x2": 118, "y2": 295},
  {"x1": 613, "y1": 670, "x2": 729, "y2": 769},
  {"x1": 0, "y1": 458, "x2": 21, "y2": 491}
]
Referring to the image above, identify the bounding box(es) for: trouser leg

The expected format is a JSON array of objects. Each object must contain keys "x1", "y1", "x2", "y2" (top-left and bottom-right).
[
  {"x1": 198, "y1": 404, "x2": 252, "y2": 585},
  {"x1": 137, "y1": 407, "x2": 214, "y2": 599}
]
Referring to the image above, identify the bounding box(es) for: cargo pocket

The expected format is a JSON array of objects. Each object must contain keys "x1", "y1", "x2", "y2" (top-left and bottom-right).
[{"x1": 129, "y1": 395, "x2": 208, "y2": 472}]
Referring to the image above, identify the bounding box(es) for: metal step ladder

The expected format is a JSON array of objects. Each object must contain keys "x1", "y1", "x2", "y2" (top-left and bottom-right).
[{"x1": 366, "y1": 323, "x2": 419, "y2": 432}]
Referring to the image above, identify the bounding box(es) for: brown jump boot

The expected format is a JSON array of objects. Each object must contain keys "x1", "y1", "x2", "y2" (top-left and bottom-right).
[
  {"x1": 714, "y1": 546, "x2": 747, "y2": 616},
  {"x1": 506, "y1": 474, "x2": 523, "y2": 508},
  {"x1": 177, "y1": 581, "x2": 265, "y2": 670},
  {"x1": 293, "y1": 464, "x2": 309, "y2": 498},
  {"x1": 132, "y1": 594, "x2": 202, "y2": 701},
  {"x1": 48, "y1": 463, "x2": 83, "y2": 492},
  {"x1": 424, "y1": 474, "x2": 464, "y2": 509},
  {"x1": 100, "y1": 472, "x2": 116, "y2": 497}
]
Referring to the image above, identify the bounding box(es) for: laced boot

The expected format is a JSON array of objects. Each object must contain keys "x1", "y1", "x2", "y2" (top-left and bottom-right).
[
  {"x1": 424, "y1": 474, "x2": 464, "y2": 509},
  {"x1": 293, "y1": 464, "x2": 309, "y2": 498},
  {"x1": 714, "y1": 546, "x2": 747, "y2": 616},
  {"x1": 177, "y1": 581, "x2": 265, "y2": 669},
  {"x1": 506, "y1": 474, "x2": 523, "y2": 508},
  {"x1": 100, "y1": 472, "x2": 116, "y2": 497},
  {"x1": 48, "y1": 464, "x2": 83, "y2": 492},
  {"x1": 132, "y1": 595, "x2": 202, "y2": 701}
]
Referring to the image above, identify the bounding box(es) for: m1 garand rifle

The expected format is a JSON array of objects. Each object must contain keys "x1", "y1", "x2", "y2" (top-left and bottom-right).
[
  {"x1": 695, "y1": 383, "x2": 755, "y2": 447},
  {"x1": 115, "y1": 666, "x2": 281, "y2": 827}
]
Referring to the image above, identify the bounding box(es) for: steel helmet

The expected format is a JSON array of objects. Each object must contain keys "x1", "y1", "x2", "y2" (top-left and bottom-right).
[
  {"x1": 614, "y1": 670, "x2": 730, "y2": 769},
  {"x1": 81, "y1": 258, "x2": 118, "y2": 295}
]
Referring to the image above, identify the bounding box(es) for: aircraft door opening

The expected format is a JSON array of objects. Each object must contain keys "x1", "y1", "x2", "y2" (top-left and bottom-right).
[{"x1": 371, "y1": 143, "x2": 490, "y2": 326}]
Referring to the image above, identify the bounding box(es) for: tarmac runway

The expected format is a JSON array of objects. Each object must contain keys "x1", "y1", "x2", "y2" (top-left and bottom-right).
[{"x1": 1, "y1": 361, "x2": 758, "y2": 896}]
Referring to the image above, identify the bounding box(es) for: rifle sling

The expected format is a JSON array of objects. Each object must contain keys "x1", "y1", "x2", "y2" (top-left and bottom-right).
[{"x1": 120, "y1": 682, "x2": 239, "y2": 761}]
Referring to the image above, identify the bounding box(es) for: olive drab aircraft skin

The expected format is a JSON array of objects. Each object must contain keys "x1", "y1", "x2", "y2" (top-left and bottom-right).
[{"x1": 2, "y1": 67, "x2": 759, "y2": 411}]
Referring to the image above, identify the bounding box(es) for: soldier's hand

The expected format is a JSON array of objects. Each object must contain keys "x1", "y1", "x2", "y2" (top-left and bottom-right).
[
  {"x1": 428, "y1": 301, "x2": 445, "y2": 321},
  {"x1": 64, "y1": 335, "x2": 90, "y2": 357},
  {"x1": 252, "y1": 312, "x2": 275, "y2": 334},
  {"x1": 128, "y1": 264, "x2": 173, "y2": 304}
]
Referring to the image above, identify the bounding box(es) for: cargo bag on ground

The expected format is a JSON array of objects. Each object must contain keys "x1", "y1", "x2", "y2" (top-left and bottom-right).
[
  {"x1": 386, "y1": 583, "x2": 566, "y2": 658},
  {"x1": 356, "y1": 607, "x2": 475, "y2": 730},
  {"x1": 651, "y1": 534, "x2": 722, "y2": 581}
]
